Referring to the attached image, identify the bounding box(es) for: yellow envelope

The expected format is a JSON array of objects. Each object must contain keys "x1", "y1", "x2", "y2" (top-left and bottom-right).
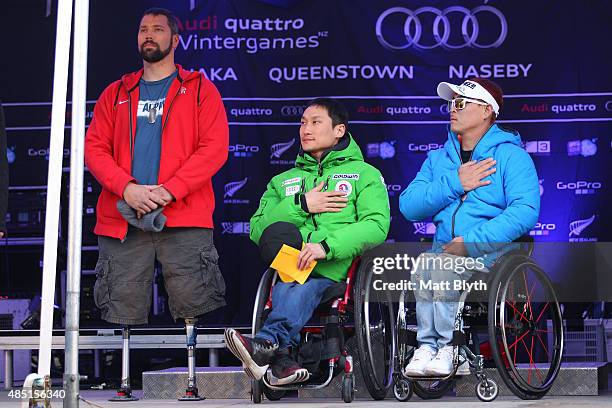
[{"x1": 270, "y1": 244, "x2": 317, "y2": 284}]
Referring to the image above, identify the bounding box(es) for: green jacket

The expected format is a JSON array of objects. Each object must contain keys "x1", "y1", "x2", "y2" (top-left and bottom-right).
[{"x1": 250, "y1": 133, "x2": 390, "y2": 282}]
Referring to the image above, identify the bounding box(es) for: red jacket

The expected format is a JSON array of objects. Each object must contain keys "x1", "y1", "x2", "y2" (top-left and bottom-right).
[{"x1": 85, "y1": 65, "x2": 229, "y2": 239}]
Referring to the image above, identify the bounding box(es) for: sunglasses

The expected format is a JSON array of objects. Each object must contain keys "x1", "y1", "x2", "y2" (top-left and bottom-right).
[{"x1": 448, "y1": 97, "x2": 489, "y2": 111}]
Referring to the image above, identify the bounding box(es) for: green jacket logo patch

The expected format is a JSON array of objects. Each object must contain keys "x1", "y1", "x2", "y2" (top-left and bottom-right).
[
  {"x1": 285, "y1": 185, "x2": 300, "y2": 196},
  {"x1": 281, "y1": 177, "x2": 301, "y2": 186},
  {"x1": 332, "y1": 174, "x2": 360, "y2": 180},
  {"x1": 335, "y1": 180, "x2": 353, "y2": 197}
]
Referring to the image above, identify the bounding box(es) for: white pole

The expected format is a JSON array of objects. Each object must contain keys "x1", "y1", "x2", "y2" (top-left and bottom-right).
[
  {"x1": 64, "y1": 0, "x2": 88, "y2": 405},
  {"x1": 38, "y1": 0, "x2": 74, "y2": 377}
]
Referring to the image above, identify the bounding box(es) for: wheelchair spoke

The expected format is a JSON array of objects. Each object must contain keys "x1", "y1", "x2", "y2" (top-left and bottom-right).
[
  {"x1": 513, "y1": 332, "x2": 518, "y2": 366},
  {"x1": 521, "y1": 338, "x2": 533, "y2": 384},
  {"x1": 522, "y1": 270, "x2": 535, "y2": 321},
  {"x1": 536, "y1": 331, "x2": 549, "y2": 357},
  {"x1": 521, "y1": 336, "x2": 544, "y2": 385},
  {"x1": 535, "y1": 302, "x2": 550, "y2": 324},
  {"x1": 528, "y1": 281, "x2": 537, "y2": 306},
  {"x1": 529, "y1": 336, "x2": 544, "y2": 383}
]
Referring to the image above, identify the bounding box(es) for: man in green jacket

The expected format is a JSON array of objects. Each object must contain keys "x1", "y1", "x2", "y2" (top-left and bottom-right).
[{"x1": 225, "y1": 98, "x2": 390, "y2": 385}]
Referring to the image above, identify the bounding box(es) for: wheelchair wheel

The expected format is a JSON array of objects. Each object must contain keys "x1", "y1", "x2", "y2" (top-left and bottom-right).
[
  {"x1": 488, "y1": 255, "x2": 563, "y2": 400},
  {"x1": 252, "y1": 268, "x2": 275, "y2": 334},
  {"x1": 476, "y1": 378, "x2": 499, "y2": 402},
  {"x1": 393, "y1": 377, "x2": 413, "y2": 401},
  {"x1": 412, "y1": 379, "x2": 453, "y2": 400},
  {"x1": 353, "y1": 260, "x2": 396, "y2": 400},
  {"x1": 252, "y1": 269, "x2": 287, "y2": 401},
  {"x1": 341, "y1": 374, "x2": 355, "y2": 403}
]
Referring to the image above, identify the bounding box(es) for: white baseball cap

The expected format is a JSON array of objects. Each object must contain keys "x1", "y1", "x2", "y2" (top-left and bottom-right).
[{"x1": 437, "y1": 79, "x2": 501, "y2": 117}]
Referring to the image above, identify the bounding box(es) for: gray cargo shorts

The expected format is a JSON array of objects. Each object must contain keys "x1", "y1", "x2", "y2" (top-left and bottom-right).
[{"x1": 93, "y1": 227, "x2": 226, "y2": 325}]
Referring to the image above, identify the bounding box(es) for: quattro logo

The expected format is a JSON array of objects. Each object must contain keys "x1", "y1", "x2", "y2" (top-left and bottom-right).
[{"x1": 375, "y1": 5, "x2": 508, "y2": 50}]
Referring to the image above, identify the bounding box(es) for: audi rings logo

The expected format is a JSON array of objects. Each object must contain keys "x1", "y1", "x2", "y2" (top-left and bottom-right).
[
  {"x1": 375, "y1": 6, "x2": 508, "y2": 50},
  {"x1": 281, "y1": 105, "x2": 306, "y2": 117}
]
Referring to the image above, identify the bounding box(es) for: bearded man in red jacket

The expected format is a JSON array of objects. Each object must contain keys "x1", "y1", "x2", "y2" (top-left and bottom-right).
[{"x1": 84, "y1": 7, "x2": 228, "y2": 400}]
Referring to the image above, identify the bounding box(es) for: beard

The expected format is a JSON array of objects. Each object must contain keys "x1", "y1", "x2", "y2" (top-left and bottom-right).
[{"x1": 139, "y1": 40, "x2": 172, "y2": 63}]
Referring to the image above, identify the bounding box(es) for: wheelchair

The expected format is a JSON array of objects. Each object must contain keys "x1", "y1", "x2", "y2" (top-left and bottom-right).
[
  {"x1": 250, "y1": 258, "x2": 395, "y2": 403},
  {"x1": 393, "y1": 237, "x2": 564, "y2": 402}
]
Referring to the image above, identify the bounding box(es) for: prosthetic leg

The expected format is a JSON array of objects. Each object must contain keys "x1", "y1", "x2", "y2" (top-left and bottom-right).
[
  {"x1": 178, "y1": 318, "x2": 204, "y2": 401},
  {"x1": 109, "y1": 327, "x2": 138, "y2": 401}
]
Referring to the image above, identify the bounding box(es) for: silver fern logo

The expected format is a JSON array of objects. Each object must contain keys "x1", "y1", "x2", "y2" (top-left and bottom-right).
[
  {"x1": 270, "y1": 139, "x2": 296, "y2": 159},
  {"x1": 569, "y1": 215, "x2": 595, "y2": 237},
  {"x1": 224, "y1": 178, "x2": 248, "y2": 198}
]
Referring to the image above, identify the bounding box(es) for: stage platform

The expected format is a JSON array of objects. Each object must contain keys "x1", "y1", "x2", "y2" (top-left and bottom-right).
[
  {"x1": 3, "y1": 328, "x2": 609, "y2": 400},
  {"x1": 141, "y1": 365, "x2": 377, "y2": 400},
  {"x1": 141, "y1": 363, "x2": 608, "y2": 400}
]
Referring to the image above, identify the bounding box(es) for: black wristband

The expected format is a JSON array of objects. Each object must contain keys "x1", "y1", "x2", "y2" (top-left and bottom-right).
[
  {"x1": 299, "y1": 193, "x2": 310, "y2": 213},
  {"x1": 320, "y1": 239, "x2": 330, "y2": 255}
]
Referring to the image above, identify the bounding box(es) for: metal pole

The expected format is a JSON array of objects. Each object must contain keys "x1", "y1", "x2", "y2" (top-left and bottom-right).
[
  {"x1": 64, "y1": 0, "x2": 89, "y2": 406},
  {"x1": 39, "y1": 0, "x2": 74, "y2": 378},
  {"x1": 208, "y1": 349, "x2": 219, "y2": 367},
  {"x1": 3, "y1": 350, "x2": 13, "y2": 390}
]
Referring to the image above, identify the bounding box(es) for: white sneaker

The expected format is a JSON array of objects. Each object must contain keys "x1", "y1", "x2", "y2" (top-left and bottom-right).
[
  {"x1": 424, "y1": 346, "x2": 454, "y2": 376},
  {"x1": 403, "y1": 346, "x2": 437, "y2": 376},
  {"x1": 455, "y1": 359, "x2": 471, "y2": 376}
]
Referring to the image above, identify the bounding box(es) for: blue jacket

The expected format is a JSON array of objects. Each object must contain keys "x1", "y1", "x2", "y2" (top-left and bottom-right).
[{"x1": 399, "y1": 124, "x2": 540, "y2": 266}]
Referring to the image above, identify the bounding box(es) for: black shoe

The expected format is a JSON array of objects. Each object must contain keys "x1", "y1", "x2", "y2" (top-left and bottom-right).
[
  {"x1": 270, "y1": 351, "x2": 309, "y2": 385},
  {"x1": 224, "y1": 328, "x2": 278, "y2": 380}
]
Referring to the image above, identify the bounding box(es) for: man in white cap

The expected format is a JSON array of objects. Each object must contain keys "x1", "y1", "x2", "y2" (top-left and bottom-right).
[{"x1": 399, "y1": 78, "x2": 540, "y2": 376}]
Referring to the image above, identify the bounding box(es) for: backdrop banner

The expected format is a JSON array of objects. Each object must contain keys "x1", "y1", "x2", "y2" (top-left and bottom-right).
[{"x1": 2, "y1": 0, "x2": 611, "y2": 324}]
